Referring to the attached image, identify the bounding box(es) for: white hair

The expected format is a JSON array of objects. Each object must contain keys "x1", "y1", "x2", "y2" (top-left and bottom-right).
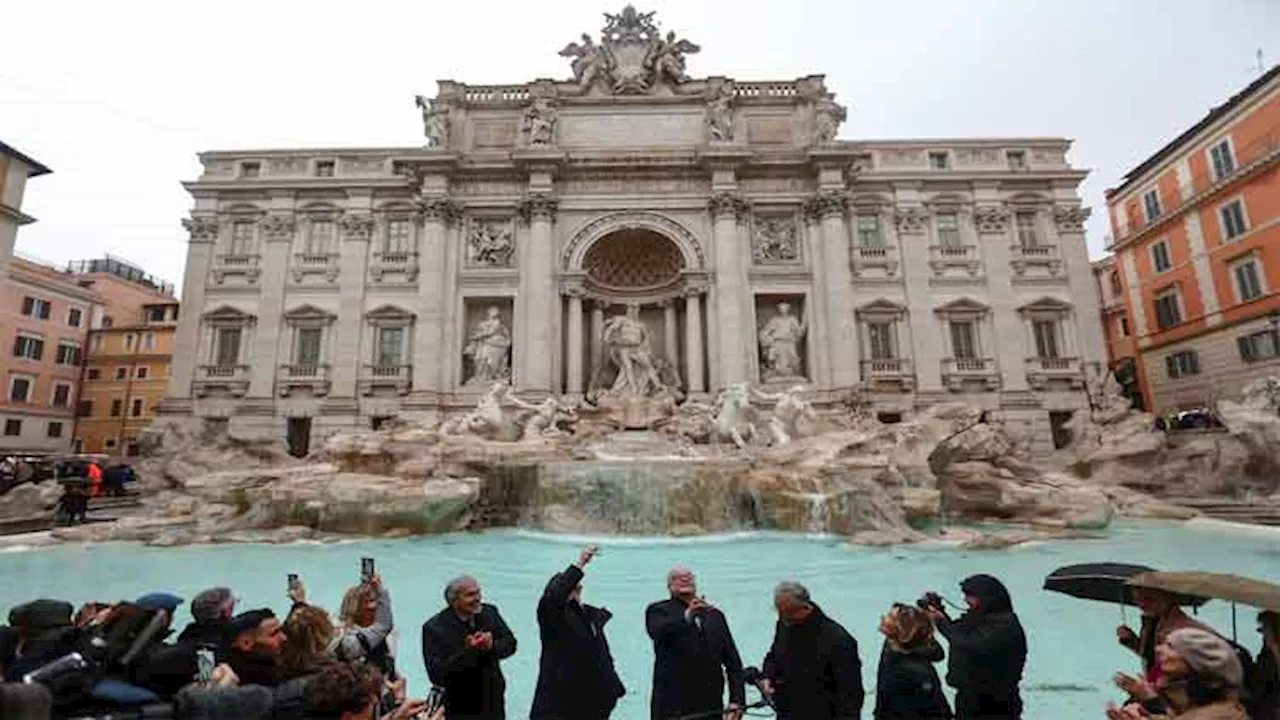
[
  {"x1": 444, "y1": 575, "x2": 478, "y2": 605},
  {"x1": 667, "y1": 566, "x2": 695, "y2": 584},
  {"x1": 774, "y1": 581, "x2": 812, "y2": 607}
]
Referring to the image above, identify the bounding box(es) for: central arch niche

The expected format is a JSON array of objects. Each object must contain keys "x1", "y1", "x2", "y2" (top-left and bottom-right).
[{"x1": 582, "y1": 228, "x2": 685, "y2": 294}]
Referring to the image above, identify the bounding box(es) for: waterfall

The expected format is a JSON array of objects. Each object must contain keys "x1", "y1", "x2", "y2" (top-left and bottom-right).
[{"x1": 801, "y1": 493, "x2": 829, "y2": 534}]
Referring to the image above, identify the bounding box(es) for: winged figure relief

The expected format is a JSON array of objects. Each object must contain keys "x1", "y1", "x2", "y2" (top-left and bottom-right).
[
  {"x1": 559, "y1": 33, "x2": 609, "y2": 89},
  {"x1": 648, "y1": 30, "x2": 700, "y2": 85}
]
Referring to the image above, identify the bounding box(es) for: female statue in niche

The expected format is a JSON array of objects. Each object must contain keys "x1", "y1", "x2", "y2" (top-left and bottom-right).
[
  {"x1": 759, "y1": 301, "x2": 806, "y2": 380},
  {"x1": 463, "y1": 306, "x2": 511, "y2": 385}
]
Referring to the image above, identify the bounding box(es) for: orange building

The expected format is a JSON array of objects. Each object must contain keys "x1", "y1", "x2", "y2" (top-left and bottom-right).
[{"x1": 1104, "y1": 65, "x2": 1280, "y2": 412}]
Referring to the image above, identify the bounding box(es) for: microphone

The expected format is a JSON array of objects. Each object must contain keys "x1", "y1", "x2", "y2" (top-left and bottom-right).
[{"x1": 742, "y1": 666, "x2": 775, "y2": 710}]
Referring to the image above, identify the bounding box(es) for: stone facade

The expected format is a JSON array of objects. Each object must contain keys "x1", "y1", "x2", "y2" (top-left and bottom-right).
[{"x1": 162, "y1": 7, "x2": 1104, "y2": 455}]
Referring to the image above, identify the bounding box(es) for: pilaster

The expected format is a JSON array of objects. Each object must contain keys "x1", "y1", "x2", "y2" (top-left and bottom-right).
[
  {"x1": 332, "y1": 208, "x2": 373, "y2": 397},
  {"x1": 708, "y1": 191, "x2": 752, "y2": 385},
  {"x1": 973, "y1": 204, "x2": 1028, "y2": 391},
  {"x1": 805, "y1": 189, "x2": 859, "y2": 389},
  {"x1": 169, "y1": 217, "x2": 219, "y2": 400},
  {"x1": 1054, "y1": 205, "x2": 1106, "y2": 372},
  {"x1": 893, "y1": 188, "x2": 942, "y2": 392},
  {"x1": 413, "y1": 197, "x2": 462, "y2": 394},
  {"x1": 517, "y1": 193, "x2": 559, "y2": 392},
  {"x1": 248, "y1": 208, "x2": 295, "y2": 398}
]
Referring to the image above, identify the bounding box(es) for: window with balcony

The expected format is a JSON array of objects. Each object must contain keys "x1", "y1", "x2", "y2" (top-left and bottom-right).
[
  {"x1": 867, "y1": 322, "x2": 896, "y2": 360},
  {"x1": 385, "y1": 219, "x2": 412, "y2": 255},
  {"x1": 306, "y1": 219, "x2": 335, "y2": 255},
  {"x1": 856, "y1": 215, "x2": 883, "y2": 247},
  {"x1": 230, "y1": 220, "x2": 256, "y2": 256},
  {"x1": 1151, "y1": 240, "x2": 1172, "y2": 273},
  {"x1": 1220, "y1": 199, "x2": 1248, "y2": 240},
  {"x1": 4, "y1": 420, "x2": 21, "y2": 437},
  {"x1": 8, "y1": 375, "x2": 33, "y2": 403},
  {"x1": 51, "y1": 383, "x2": 71, "y2": 408},
  {"x1": 12, "y1": 335, "x2": 44, "y2": 361},
  {"x1": 1032, "y1": 319, "x2": 1060, "y2": 358},
  {"x1": 376, "y1": 327, "x2": 406, "y2": 367},
  {"x1": 214, "y1": 328, "x2": 242, "y2": 366},
  {"x1": 68, "y1": 308, "x2": 83, "y2": 327},
  {"x1": 1231, "y1": 256, "x2": 1264, "y2": 303},
  {"x1": 294, "y1": 327, "x2": 324, "y2": 366},
  {"x1": 1015, "y1": 211, "x2": 1039, "y2": 247},
  {"x1": 928, "y1": 151, "x2": 950, "y2": 170},
  {"x1": 1142, "y1": 189, "x2": 1162, "y2": 221},
  {"x1": 1238, "y1": 328, "x2": 1279, "y2": 362},
  {"x1": 950, "y1": 321, "x2": 977, "y2": 360},
  {"x1": 21, "y1": 297, "x2": 52, "y2": 320},
  {"x1": 315, "y1": 160, "x2": 335, "y2": 177},
  {"x1": 1154, "y1": 289, "x2": 1182, "y2": 330},
  {"x1": 935, "y1": 213, "x2": 960, "y2": 247},
  {"x1": 1209, "y1": 139, "x2": 1235, "y2": 180},
  {"x1": 1165, "y1": 350, "x2": 1200, "y2": 379}
]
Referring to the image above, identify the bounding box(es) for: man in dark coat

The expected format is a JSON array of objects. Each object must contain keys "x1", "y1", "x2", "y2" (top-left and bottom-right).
[
  {"x1": 530, "y1": 545, "x2": 625, "y2": 720},
  {"x1": 924, "y1": 574, "x2": 1027, "y2": 720},
  {"x1": 222, "y1": 609, "x2": 287, "y2": 688},
  {"x1": 646, "y1": 566, "x2": 745, "y2": 720},
  {"x1": 422, "y1": 575, "x2": 518, "y2": 720},
  {"x1": 761, "y1": 581, "x2": 864, "y2": 720}
]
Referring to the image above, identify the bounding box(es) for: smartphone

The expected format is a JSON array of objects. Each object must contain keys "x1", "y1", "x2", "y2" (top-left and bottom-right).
[
  {"x1": 288, "y1": 573, "x2": 301, "y2": 592},
  {"x1": 425, "y1": 686, "x2": 446, "y2": 716},
  {"x1": 361, "y1": 557, "x2": 375, "y2": 583},
  {"x1": 196, "y1": 648, "x2": 216, "y2": 682}
]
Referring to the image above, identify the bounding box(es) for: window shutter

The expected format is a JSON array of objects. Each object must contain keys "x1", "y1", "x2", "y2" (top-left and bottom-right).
[
  {"x1": 1238, "y1": 336, "x2": 1254, "y2": 361},
  {"x1": 1188, "y1": 353, "x2": 1199, "y2": 374},
  {"x1": 32, "y1": 339, "x2": 44, "y2": 361},
  {"x1": 1166, "y1": 355, "x2": 1177, "y2": 377}
]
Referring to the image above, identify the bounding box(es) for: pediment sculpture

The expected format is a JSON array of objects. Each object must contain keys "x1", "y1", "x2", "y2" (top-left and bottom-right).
[{"x1": 559, "y1": 5, "x2": 701, "y2": 95}]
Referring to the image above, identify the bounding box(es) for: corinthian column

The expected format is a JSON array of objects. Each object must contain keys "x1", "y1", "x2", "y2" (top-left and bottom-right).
[
  {"x1": 683, "y1": 287, "x2": 705, "y2": 393},
  {"x1": 248, "y1": 212, "x2": 295, "y2": 398},
  {"x1": 708, "y1": 192, "x2": 752, "y2": 386},
  {"x1": 169, "y1": 217, "x2": 219, "y2": 402},
  {"x1": 413, "y1": 198, "x2": 461, "y2": 394},
  {"x1": 565, "y1": 287, "x2": 585, "y2": 395},
  {"x1": 805, "y1": 190, "x2": 859, "y2": 388},
  {"x1": 518, "y1": 193, "x2": 559, "y2": 392}
]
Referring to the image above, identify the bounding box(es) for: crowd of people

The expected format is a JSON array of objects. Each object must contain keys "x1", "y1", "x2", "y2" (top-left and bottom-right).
[{"x1": 0, "y1": 544, "x2": 1277, "y2": 720}]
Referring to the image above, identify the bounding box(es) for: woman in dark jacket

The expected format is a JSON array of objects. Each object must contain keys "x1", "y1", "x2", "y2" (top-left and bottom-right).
[{"x1": 875, "y1": 603, "x2": 952, "y2": 720}]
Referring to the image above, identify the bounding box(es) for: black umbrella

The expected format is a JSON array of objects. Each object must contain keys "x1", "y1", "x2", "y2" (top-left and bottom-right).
[{"x1": 1044, "y1": 563, "x2": 1208, "y2": 607}]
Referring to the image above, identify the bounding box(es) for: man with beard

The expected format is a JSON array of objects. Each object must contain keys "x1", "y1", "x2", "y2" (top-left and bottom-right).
[
  {"x1": 530, "y1": 545, "x2": 625, "y2": 720},
  {"x1": 223, "y1": 609, "x2": 288, "y2": 687},
  {"x1": 760, "y1": 581, "x2": 863, "y2": 720},
  {"x1": 923, "y1": 574, "x2": 1027, "y2": 720},
  {"x1": 422, "y1": 575, "x2": 517, "y2": 720},
  {"x1": 646, "y1": 567, "x2": 744, "y2": 720}
]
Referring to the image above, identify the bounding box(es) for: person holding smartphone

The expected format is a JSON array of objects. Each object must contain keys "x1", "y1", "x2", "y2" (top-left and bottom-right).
[{"x1": 336, "y1": 566, "x2": 396, "y2": 680}]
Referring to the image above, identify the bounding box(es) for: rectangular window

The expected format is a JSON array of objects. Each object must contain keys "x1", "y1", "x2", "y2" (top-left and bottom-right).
[
  {"x1": 1233, "y1": 258, "x2": 1264, "y2": 302},
  {"x1": 21, "y1": 297, "x2": 51, "y2": 319},
  {"x1": 115, "y1": 367, "x2": 128, "y2": 381},
  {"x1": 68, "y1": 308, "x2": 83, "y2": 327},
  {"x1": 3, "y1": 419, "x2": 20, "y2": 437},
  {"x1": 295, "y1": 327, "x2": 323, "y2": 366},
  {"x1": 110, "y1": 399, "x2": 123, "y2": 417},
  {"x1": 376, "y1": 327, "x2": 405, "y2": 367},
  {"x1": 1154, "y1": 290, "x2": 1182, "y2": 330},
  {"x1": 148, "y1": 307, "x2": 167, "y2": 323},
  {"x1": 241, "y1": 161, "x2": 260, "y2": 178},
  {"x1": 1151, "y1": 241, "x2": 1172, "y2": 273},
  {"x1": 131, "y1": 398, "x2": 144, "y2": 417},
  {"x1": 105, "y1": 438, "x2": 117, "y2": 450},
  {"x1": 9, "y1": 376, "x2": 32, "y2": 403},
  {"x1": 928, "y1": 152, "x2": 950, "y2": 170},
  {"x1": 307, "y1": 220, "x2": 335, "y2": 254},
  {"x1": 1006, "y1": 150, "x2": 1026, "y2": 170},
  {"x1": 1209, "y1": 139, "x2": 1235, "y2": 180},
  {"x1": 936, "y1": 213, "x2": 960, "y2": 247},
  {"x1": 124, "y1": 334, "x2": 135, "y2": 352},
  {"x1": 101, "y1": 316, "x2": 113, "y2": 329},
  {"x1": 867, "y1": 323, "x2": 895, "y2": 360},
  {"x1": 315, "y1": 160, "x2": 335, "y2": 177},
  {"x1": 47, "y1": 421, "x2": 63, "y2": 438},
  {"x1": 1142, "y1": 189, "x2": 1162, "y2": 221},
  {"x1": 1238, "y1": 329, "x2": 1280, "y2": 362},
  {"x1": 91, "y1": 335, "x2": 104, "y2": 352},
  {"x1": 125, "y1": 441, "x2": 140, "y2": 457},
  {"x1": 1119, "y1": 316, "x2": 1130, "y2": 337},
  {"x1": 142, "y1": 332, "x2": 155, "y2": 350},
  {"x1": 950, "y1": 321, "x2": 977, "y2": 360},
  {"x1": 136, "y1": 366, "x2": 149, "y2": 380},
  {"x1": 385, "y1": 219, "x2": 411, "y2": 254},
  {"x1": 12, "y1": 335, "x2": 44, "y2": 361},
  {"x1": 1032, "y1": 320, "x2": 1060, "y2": 358},
  {"x1": 87, "y1": 368, "x2": 101, "y2": 380},
  {"x1": 1165, "y1": 351, "x2": 1200, "y2": 379},
  {"x1": 856, "y1": 215, "x2": 883, "y2": 247},
  {"x1": 1220, "y1": 199, "x2": 1248, "y2": 240},
  {"x1": 55, "y1": 343, "x2": 82, "y2": 366},
  {"x1": 1109, "y1": 271, "x2": 1123, "y2": 297},
  {"x1": 1015, "y1": 211, "x2": 1039, "y2": 247},
  {"x1": 76, "y1": 400, "x2": 93, "y2": 417},
  {"x1": 230, "y1": 220, "x2": 255, "y2": 255},
  {"x1": 51, "y1": 384, "x2": 71, "y2": 408},
  {"x1": 215, "y1": 328, "x2": 242, "y2": 366}
]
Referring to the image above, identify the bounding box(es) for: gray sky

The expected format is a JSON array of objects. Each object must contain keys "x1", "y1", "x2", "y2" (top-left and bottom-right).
[{"x1": 3, "y1": 0, "x2": 1274, "y2": 289}]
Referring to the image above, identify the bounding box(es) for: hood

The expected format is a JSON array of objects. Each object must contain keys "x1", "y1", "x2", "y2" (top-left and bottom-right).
[
  {"x1": 11, "y1": 599, "x2": 74, "y2": 635},
  {"x1": 960, "y1": 574, "x2": 1014, "y2": 614}
]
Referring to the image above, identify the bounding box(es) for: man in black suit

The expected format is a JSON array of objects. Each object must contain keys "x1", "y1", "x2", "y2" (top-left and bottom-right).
[
  {"x1": 646, "y1": 566, "x2": 745, "y2": 720},
  {"x1": 422, "y1": 575, "x2": 518, "y2": 720},
  {"x1": 530, "y1": 545, "x2": 625, "y2": 720},
  {"x1": 760, "y1": 581, "x2": 864, "y2": 720}
]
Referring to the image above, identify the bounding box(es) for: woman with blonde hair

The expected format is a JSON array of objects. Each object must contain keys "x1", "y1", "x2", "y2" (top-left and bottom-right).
[
  {"x1": 875, "y1": 603, "x2": 952, "y2": 720},
  {"x1": 334, "y1": 575, "x2": 395, "y2": 678}
]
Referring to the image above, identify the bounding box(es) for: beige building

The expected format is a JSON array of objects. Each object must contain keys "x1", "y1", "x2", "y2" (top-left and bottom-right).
[
  {"x1": 162, "y1": 7, "x2": 1103, "y2": 454},
  {"x1": 0, "y1": 140, "x2": 52, "y2": 280}
]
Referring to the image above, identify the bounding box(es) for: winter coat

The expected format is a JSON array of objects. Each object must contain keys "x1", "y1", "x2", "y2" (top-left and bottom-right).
[
  {"x1": 224, "y1": 647, "x2": 284, "y2": 688},
  {"x1": 333, "y1": 586, "x2": 395, "y2": 678},
  {"x1": 762, "y1": 604, "x2": 865, "y2": 720},
  {"x1": 530, "y1": 565, "x2": 625, "y2": 720},
  {"x1": 646, "y1": 596, "x2": 745, "y2": 720},
  {"x1": 1250, "y1": 646, "x2": 1280, "y2": 720},
  {"x1": 936, "y1": 575, "x2": 1026, "y2": 720},
  {"x1": 1147, "y1": 699, "x2": 1250, "y2": 720},
  {"x1": 873, "y1": 640, "x2": 952, "y2": 720},
  {"x1": 421, "y1": 603, "x2": 517, "y2": 720},
  {"x1": 175, "y1": 685, "x2": 274, "y2": 720}
]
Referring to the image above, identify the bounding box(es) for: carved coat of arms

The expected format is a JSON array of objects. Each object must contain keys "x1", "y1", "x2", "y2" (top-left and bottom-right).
[{"x1": 559, "y1": 5, "x2": 700, "y2": 95}]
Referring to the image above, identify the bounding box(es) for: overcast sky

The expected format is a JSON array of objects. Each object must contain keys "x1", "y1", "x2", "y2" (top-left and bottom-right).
[{"x1": 3, "y1": 0, "x2": 1274, "y2": 289}]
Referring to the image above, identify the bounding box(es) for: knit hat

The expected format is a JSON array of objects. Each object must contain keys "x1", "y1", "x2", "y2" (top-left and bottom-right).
[{"x1": 1165, "y1": 628, "x2": 1243, "y2": 688}]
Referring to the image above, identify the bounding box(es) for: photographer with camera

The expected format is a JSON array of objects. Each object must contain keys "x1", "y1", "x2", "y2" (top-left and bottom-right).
[{"x1": 921, "y1": 575, "x2": 1026, "y2": 720}]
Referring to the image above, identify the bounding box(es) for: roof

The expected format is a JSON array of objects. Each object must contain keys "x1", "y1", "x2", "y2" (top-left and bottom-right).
[
  {"x1": 0, "y1": 140, "x2": 52, "y2": 177},
  {"x1": 1108, "y1": 64, "x2": 1280, "y2": 198}
]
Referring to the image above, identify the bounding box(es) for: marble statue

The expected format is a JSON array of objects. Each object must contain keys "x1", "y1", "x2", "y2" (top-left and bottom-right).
[
  {"x1": 711, "y1": 382, "x2": 759, "y2": 449},
  {"x1": 813, "y1": 94, "x2": 846, "y2": 143},
  {"x1": 753, "y1": 217, "x2": 798, "y2": 263},
  {"x1": 521, "y1": 97, "x2": 558, "y2": 146},
  {"x1": 648, "y1": 30, "x2": 700, "y2": 86},
  {"x1": 598, "y1": 305, "x2": 670, "y2": 398},
  {"x1": 753, "y1": 384, "x2": 818, "y2": 446},
  {"x1": 559, "y1": 33, "x2": 608, "y2": 91},
  {"x1": 414, "y1": 95, "x2": 449, "y2": 148},
  {"x1": 506, "y1": 393, "x2": 579, "y2": 438},
  {"x1": 463, "y1": 307, "x2": 511, "y2": 385},
  {"x1": 561, "y1": 7, "x2": 700, "y2": 95},
  {"x1": 468, "y1": 221, "x2": 514, "y2": 267},
  {"x1": 759, "y1": 302, "x2": 806, "y2": 380},
  {"x1": 441, "y1": 382, "x2": 510, "y2": 438},
  {"x1": 706, "y1": 81, "x2": 734, "y2": 143}
]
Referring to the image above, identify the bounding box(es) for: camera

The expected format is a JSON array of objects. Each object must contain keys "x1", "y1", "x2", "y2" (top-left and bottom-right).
[{"x1": 916, "y1": 591, "x2": 944, "y2": 611}]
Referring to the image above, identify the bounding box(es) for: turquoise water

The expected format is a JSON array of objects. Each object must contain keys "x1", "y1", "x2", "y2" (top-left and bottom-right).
[{"x1": 3, "y1": 522, "x2": 1279, "y2": 718}]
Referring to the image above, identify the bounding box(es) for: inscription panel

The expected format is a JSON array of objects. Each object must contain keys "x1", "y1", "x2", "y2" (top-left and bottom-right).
[
  {"x1": 746, "y1": 114, "x2": 794, "y2": 146},
  {"x1": 558, "y1": 109, "x2": 704, "y2": 148}
]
